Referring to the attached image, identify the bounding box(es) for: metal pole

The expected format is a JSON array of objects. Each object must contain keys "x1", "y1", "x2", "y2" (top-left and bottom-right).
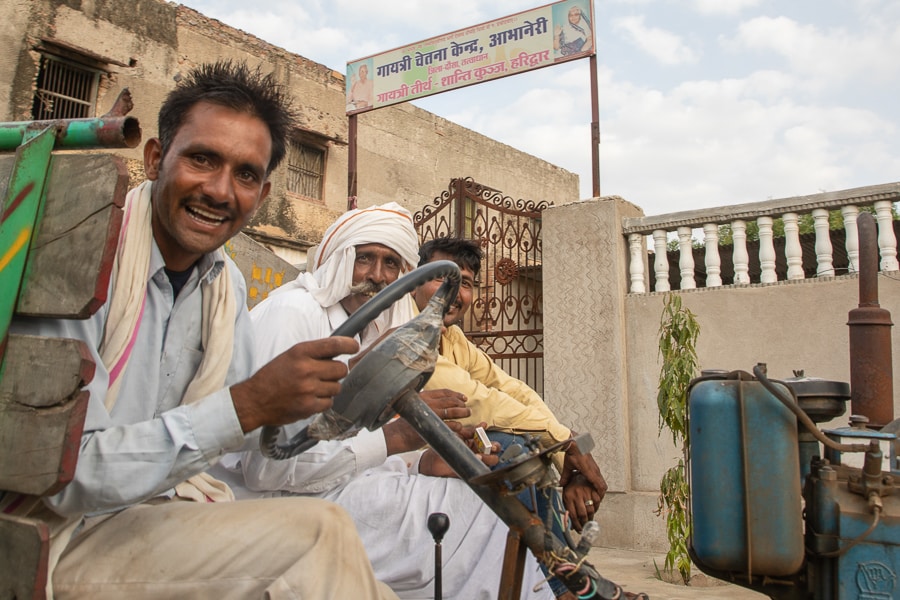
[
  {"x1": 347, "y1": 113, "x2": 358, "y2": 210},
  {"x1": 590, "y1": 53, "x2": 601, "y2": 198}
]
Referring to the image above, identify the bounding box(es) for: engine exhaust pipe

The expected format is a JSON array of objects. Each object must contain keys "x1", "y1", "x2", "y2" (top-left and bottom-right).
[{"x1": 847, "y1": 211, "x2": 894, "y2": 428}]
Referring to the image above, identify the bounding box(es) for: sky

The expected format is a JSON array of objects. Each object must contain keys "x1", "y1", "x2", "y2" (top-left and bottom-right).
[{"x1": 175, "y1": 0, "x2": 900, "y2": 217}]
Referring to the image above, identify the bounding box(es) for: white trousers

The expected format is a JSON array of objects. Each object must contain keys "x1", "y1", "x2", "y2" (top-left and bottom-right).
[{"x1": 53, "y1": 497, "x2": 398, "y2": 599}]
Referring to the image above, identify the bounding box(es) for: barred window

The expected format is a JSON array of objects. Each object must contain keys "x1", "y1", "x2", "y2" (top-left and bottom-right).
[
  {"x1": 32, "y1": 54, "x2": 100, "y2": 120},
  {"x1": 286, "y1": 140, "x2": 326, "y2": 199}
]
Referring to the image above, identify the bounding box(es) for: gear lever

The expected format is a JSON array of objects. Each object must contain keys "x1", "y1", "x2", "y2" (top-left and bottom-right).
[{"x1": 427, "y1": 512, "x2": 450, "y2": 600}]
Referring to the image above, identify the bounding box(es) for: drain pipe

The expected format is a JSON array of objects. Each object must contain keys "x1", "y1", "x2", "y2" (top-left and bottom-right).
[{"x1": 848, "y1": 211, "x2": 894, "y2": 428}]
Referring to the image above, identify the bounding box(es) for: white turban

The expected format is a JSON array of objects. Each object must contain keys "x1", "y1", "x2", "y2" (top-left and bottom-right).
[{"x1": 273, "y1": 202, "x2": 420, "y2": 344}]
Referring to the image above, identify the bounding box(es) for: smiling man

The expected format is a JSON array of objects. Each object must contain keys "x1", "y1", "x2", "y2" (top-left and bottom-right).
[
  {"x1": 7, "y1": 60, "x2": 397, "y2": 599},
  {"x1": 145, "y1": 102, "x2": 270, "y2": 271}
]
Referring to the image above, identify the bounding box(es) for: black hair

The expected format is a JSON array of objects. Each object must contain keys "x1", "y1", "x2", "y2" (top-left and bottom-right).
[
  {"x1": 418, "y1": 237, "x2": 483, "y2": 277},
  {"x1": 157, "y1": 60, "x2": 296, "y2": 173}
]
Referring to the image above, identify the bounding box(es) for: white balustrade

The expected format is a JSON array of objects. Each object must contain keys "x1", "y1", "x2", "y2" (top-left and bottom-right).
[
  {"x1": 628, "y1": 233, "x2": 646, "y2": 293},
  {"x1": 732, "y1": 220, "x2": 750, "y2": 285},
  {"x1": 812, "y1": 208, "x2": 834, "y2": 276},
  {"x1": 677, "y1": 227, "x2": 696, "y2": 290},
  {"x1": 757, "y1": 216, "x2": 777, "y2": 284},
  {"x1": 841, "y1": 205, "x2": 860, "y2": 273},
  {"x1": 621, "y1": 183, "x2": 899, "y2": 293},
  {"x1": 783, "y1": 212, "x2": 804, "y2": 280},
  {"x1": 874, "y1": 200, "x2": 899, "y2": 271},
  {"x1": 652, "y1": 229, "x2": 670, "y2": 292},
  {"x1": 703, "y1": 223, "x2": 722, "y2": 287}
]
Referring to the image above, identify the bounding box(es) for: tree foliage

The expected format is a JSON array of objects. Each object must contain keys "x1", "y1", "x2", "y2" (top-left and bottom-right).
[{"x1": 655, "y1": 294, "x2": 700, "y2": 585}]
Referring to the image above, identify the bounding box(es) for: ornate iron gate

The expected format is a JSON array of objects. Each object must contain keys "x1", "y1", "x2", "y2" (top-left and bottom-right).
[{"x1": 414, "y1": 178, "x2": 551, "y2": 395}]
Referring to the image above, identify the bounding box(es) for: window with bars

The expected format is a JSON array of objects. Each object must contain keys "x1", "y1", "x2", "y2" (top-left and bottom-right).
[
  {"x1": 286, "y1": 139, "x2": 326, "y2": 199},
  {"x1": 32, "y1": 54, "x2": 100, "y2": 120}
]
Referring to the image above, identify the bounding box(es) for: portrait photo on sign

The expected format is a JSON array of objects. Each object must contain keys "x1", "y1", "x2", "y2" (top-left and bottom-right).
[
  {"x1": 346, "y1": 59, "x2": 374, "y2": 112},
  {"x1": 553, "y1": 0, "x2": 594, "y2": 59}
]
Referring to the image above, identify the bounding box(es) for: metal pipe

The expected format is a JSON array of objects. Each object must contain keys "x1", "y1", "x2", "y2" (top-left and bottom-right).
[
  {"x1": 0, "y1": 116, "x2": 142, "y2": 150},
  {"x1": 848, "y1": 212, "x2": 894, "y2": 428},
  {"x1": 394, "y1": 389, "x2": 622, "y2": 599},
  {"x1": 590, "y1": 53, "x2": 600, "y2": 198},
  {"x1": 753, "y1": 364, "x2": 870, "y2": 454},
  {"x1": 347, "y1": 112, "x2": 358, "y2": 209}
]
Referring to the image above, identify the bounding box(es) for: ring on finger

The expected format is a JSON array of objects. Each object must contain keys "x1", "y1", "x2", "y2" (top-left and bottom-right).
[
  {"x1": 443, "y1": 409, "x2": 448, "y2": 419},
  {"x1": 585, "y1": 499, "x2": 594, "y2": 507}
]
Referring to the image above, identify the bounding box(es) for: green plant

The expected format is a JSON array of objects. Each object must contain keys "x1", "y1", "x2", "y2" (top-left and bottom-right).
[{"x1": 654, "y1": 293, "x2": 700, "y2": 585}]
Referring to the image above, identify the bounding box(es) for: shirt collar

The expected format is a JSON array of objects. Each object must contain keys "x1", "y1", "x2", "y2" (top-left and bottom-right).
[
  {"x1": 325, "y1": 302, "x2": 353, "y2": 336},
  {"x1": 148, "y1": 238, "x2": 226, "y2": 284}
]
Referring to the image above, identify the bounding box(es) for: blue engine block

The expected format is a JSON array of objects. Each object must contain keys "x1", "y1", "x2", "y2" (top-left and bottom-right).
[{"x1": 688, "y1": 371, "x2": 899, "y2": 600}]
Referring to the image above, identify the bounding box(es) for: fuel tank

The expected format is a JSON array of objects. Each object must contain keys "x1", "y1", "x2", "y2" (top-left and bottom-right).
[{"x1": 688, "y1": 373, "x2": 805, "y2": 576}]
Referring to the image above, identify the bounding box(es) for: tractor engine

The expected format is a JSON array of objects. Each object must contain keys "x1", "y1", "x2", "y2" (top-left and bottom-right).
[{"x1": 687, "y1": 212, "x2": 899, "y2": 600}]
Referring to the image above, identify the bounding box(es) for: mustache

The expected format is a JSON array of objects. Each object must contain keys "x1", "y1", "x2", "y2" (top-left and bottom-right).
[
  {"x1": 349, "y1": 281, "x2": 386, "y2": 296},
  {"x1": 183, "y1": 194, "x2": 234, "y2": 218}
]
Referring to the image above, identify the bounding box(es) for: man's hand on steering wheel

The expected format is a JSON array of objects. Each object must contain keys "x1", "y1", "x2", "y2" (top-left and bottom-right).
[{"x1": 232, "y1": 337, "x2": 359, "y2": 434}]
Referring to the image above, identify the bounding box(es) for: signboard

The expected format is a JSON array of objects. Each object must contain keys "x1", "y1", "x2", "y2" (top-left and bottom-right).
[{"x1": 345, "y1": 0, "x2": 594, "y2": 114}]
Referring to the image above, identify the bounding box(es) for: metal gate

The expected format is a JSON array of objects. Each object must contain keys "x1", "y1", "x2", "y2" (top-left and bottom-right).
[{"x1": 414, "y1": 178, "x2": 552, "y2": 396}]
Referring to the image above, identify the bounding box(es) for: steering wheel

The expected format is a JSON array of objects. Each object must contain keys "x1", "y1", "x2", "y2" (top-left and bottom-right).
[{"x1": 259, "y1": 260, "x2": 461, "y2": 459}]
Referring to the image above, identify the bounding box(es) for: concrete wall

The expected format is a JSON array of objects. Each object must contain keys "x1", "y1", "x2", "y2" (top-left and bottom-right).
[
  {"x1": 543, "y1": 197, "x2": 900, "y2": 552},
  {"x1": 0, "y1": 1, "x2": 32, "y2": 119},
  {"x1": 354, "y1": 102, "x2": 578, "y2": 211},
  {"x1": 3, "y1": 0, "x2": 579, "y2": 266}
]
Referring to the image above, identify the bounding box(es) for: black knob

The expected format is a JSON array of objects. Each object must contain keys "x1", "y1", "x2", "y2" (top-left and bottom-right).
[{"x1": 427, "y1": 512, "x2": 450, "y2": 542}]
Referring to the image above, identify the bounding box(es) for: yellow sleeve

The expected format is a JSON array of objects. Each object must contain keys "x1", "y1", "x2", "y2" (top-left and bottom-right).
[{"x1": 425, "y1": 327, "x2": 571, "y2": 445}]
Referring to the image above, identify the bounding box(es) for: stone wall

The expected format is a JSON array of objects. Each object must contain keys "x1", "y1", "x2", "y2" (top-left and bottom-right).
[{"x1": 354, "y1": 102, "x2": 578, "y2": 212}]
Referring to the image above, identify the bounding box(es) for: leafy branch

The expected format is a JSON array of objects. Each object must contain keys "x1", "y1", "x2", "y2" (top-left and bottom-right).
[{"x1": 654, "y1": 293, "x2": 700, "y2": 585}]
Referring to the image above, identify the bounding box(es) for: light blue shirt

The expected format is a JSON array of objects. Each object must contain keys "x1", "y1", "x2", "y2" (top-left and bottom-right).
[{"x1": 11, "y1": 240, "x2": 252, "y2": 517}]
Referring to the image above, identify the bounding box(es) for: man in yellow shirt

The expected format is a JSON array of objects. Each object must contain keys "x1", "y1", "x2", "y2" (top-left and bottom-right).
[{"x1": 411, "y1": 237, "x2": 608, "y2": 599}]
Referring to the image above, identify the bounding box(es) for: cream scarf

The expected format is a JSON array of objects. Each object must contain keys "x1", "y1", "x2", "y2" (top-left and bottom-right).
[{"x1": 101, "y1": 180, "x2": 236, "y2": 502}]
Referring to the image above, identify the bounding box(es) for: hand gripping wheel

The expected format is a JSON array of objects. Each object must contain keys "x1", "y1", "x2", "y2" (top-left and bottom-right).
[{"x1": 259, "y1": 260, "x2": 461, "y2": 459}]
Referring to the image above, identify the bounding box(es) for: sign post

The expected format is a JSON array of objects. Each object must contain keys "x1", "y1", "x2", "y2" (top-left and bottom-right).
[{"x1": 346, "y1": 0, "x2": 598, "y2": 202}]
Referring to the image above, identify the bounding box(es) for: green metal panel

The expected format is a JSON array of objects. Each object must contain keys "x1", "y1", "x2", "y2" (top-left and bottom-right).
[{"x1": 0, "y1": 126, "x2": 56, "y2": 361}]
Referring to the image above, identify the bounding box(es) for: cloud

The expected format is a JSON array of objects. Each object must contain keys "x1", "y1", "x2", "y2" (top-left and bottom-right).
[
  {"x1": 613, "y1": 16, "x2": 699, "y2": 65},
  {"x1": 728, "y1": 16, "x2": 900, "y2": 90},
  {"x1": 596, "y1": 72, "x2": 897, "y2": 214},
  {"x1": 692, "y1": 0, "x2": 761, "y2": 17}
]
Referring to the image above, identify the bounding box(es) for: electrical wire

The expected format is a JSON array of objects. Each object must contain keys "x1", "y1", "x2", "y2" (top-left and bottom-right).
[{"x1": 815, "y1": 495, "x2": 883, "y2": 558}]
